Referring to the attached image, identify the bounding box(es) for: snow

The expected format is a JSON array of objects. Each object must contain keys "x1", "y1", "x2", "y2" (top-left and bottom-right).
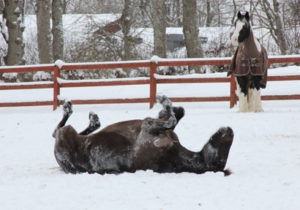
[
  {"x1": 54, "y1": 59, "x2": 65, "y2": 69},
  {"x1": 269, "y1": 65, "x2": 300, "y2": 76},
  {"x1": 33, "y1": 71, "x2": 52, "y2": 81},
  {"x1": 57, "y1": 76, "x2": 149, "y2": 84},
  {"x1": 2, "y1": 72, "x2": 18, "y2": 80},
  {"x1": 151, "y1": 55, "x2": 161, "y2": 64},
  {"x1": 61, "y1": 59, "x2": 150, "y2": 67},
  {"x1": 0, "y1": 63, "x2": 54, "y2": 70},
  {"x1": 14, "y1": 7, "x2": 20, "y2": 14},
  {"x1": 0, "y1": 65, "x2": 300, "y2": 209}
]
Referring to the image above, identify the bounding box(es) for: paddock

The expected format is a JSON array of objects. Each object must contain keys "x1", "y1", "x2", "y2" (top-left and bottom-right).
[{"x1": 0, "y1": 75, "x2": 300, "y2": 209}]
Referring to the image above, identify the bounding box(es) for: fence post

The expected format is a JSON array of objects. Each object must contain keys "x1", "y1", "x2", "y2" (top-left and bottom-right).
[
  {"x1": 53, "y1": 66, "x2": 60, "y2": 110},
  {"x1": 230, "y1": 73, "x2": 237, "y2": 108},
  {"x1": 149, "y1": 61, "x2": 157, "y2": 108}
]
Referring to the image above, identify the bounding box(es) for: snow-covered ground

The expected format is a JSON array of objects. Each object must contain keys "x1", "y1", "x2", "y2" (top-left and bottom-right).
[{"x1": 1, "y1": 65, "x2": 300, "y2": 210}]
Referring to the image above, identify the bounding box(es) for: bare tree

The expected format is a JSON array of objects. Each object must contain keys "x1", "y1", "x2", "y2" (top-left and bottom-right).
[
  {"x1": 66, "y1": 0, "x2": 123, "y2": 14},
  {"x1": 182, "y1": 0, "x2": 203, "y2": 71},
  {"x1": 175, "y1": 0, "x2": 182, "y2": 27},
  {"x1": 206, "y1": 0, "x2": 214, "y2": 27},
  {"x1": 0, "y1": 0, "x2": 5, "y2": 66},
  {"x1": 62, "y1": 0, "x2": 68, "y2": 14},
  {"x1": 255, "y1": 0, "x2": 288, "y2": 55},
  {"x1": 2, "y1": 0, "x2": 25, "y2": 65},
  {"x1": 121, "y1": 0, "x2": 134, "y2": 61},
  {"x1": 36, "y1": 0, "x2": 52, "y2": 63},
  {"x1": 285, "y1": 0, "x2": 300, "y2": 53},
  {"x1": 0, "y1": 0, "x2": 4, "y2": 13},
  {"x1": 152, "y1": 0, "x2": 166, "y2": 58},
  {"x1": 165, "y1": 0, "x2": 182, "y2": 27},
  {"x1": 231, "y1": 0, "x2": 237, "y2": 25},
  {"x1": 52, "y1": 0, "x2": 64, "y2": 61}
]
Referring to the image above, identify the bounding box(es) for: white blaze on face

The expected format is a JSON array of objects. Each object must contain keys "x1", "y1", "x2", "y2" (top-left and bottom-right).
[{"x1": 231, "y1": 20, "x2": 245, "y2": 46}]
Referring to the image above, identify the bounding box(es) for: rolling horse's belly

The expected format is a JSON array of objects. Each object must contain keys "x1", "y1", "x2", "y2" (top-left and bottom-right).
[{"x1": 87, "y1": 131, "x2": 137, "y2": 173}]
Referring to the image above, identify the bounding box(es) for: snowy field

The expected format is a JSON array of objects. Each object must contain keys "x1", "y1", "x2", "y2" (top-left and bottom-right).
[{"x1": 1, "y1": 66, "x2": 300, "y2": 210}]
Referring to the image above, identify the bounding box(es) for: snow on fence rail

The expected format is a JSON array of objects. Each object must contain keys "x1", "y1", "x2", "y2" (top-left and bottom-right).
[{"x1": 0, "y1": 55, "x2": 300, "y2": 110}]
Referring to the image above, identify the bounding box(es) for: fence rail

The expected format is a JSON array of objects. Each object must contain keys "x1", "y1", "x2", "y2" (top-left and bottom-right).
[{"x1": 0, "y1": 55, "x2": 300, "y2": 110}]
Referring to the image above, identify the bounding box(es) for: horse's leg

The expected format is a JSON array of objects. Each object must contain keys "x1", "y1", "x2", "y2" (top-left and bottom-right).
[
  {"x1": 157, "y1": 95, "x2": 184, "y2": 130},
  {"x1": 79, "y1": 112, "x2": 101, "y2": 135},
  {"x1": 248, "y1": 87, "x2": 255, "y2": 111},
  {"x1": 236, "y1": 76, "x2": 248, "y2": 112},
  {"x1": 141, "y1": 95, "x2": 177, "y2": 137},
  {"x1": 52, "y1": 101, "x2": 73, "y2": 138},
  {"x1": 136, "y1": 96, "x2": 178, "y2": 149},
  {"x1": 172, "y1": 106, "x2": 185, "y2": 125},
  {"x1": 251, "y1": 76, "x2": 263, "y2": 112},
  {"x1": 200, "y1": 126, "x2": 234, "y2": 176},
  {"x1": 153, "y1": 95, "x2": 177, "y2": 129}
]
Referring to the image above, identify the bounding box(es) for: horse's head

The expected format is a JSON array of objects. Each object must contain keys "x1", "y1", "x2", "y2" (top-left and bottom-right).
[{"x1": 231, "y1": 11, "x2": 251, "y2": 46}]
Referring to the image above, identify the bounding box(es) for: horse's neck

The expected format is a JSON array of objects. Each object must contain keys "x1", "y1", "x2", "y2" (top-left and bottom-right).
[{"x1": 242, "y1": 29, "x2": 261, "y2": 55}]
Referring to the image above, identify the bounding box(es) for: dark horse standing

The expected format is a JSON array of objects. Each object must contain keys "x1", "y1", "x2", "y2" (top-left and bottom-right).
[
  {"x1": 229, "y1": 11, "x2": 268, "y2": 112},
  {"x1": 53, "y1": 96, "x2": 234, "y2": 176}
]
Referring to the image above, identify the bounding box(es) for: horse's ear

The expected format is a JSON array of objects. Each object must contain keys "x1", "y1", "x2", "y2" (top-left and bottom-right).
[
  {"x1": 245, "y1": 11, "x2": 250, "y2": 21},
  {"x1": 237, "y1": 11, "x2": 242, "y2": 19}
]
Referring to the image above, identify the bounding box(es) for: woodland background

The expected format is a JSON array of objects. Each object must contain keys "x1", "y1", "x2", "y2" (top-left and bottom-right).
[{"x1": 0, "y1": 0, "x2": 299, "y2": 81}]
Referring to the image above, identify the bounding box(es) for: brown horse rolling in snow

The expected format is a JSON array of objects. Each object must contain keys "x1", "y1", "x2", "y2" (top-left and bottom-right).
[{"x1": 53, "y1": 96, "x2": 234, "y2": 176}]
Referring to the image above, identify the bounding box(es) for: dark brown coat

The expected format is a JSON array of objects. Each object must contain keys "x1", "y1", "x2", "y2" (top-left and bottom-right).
[
  {"x1": 230, "y1": 31, "x2": 268, "y2": 87},
  {"x1": 53, "y1": 99, "x2": 234, "y2": 175}
]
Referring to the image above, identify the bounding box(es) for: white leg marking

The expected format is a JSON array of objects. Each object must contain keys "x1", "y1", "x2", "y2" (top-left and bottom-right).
[
  {"x1": 235, "y1": 81, "x2": 248, "y2": 112},
  {"x1": 239, "y1": 93, "x2": 248, "y2": 112},
  {"x1": 237, "y1": 83, "x2": 248, "y2": 112},
  {"x1": 248, "y1": 88, "x2": 255, "y2": 112},
  {"x1": 253, "y1": 89, "x2": 264, "y2": 112}
]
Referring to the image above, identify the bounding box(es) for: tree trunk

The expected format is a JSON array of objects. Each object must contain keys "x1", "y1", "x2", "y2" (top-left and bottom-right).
[
  {"x1": 120, "y1": 0, "x2": 134, "y2": 76},
  {"x1": 0, "y1": 0, "x2": 6, "y2": 66},
  {"x1": 175, "y1": 0, "x2": 182, "y2": 27},
  {"x1": 62, "y1": 0, "x2": 67, "y2": 14},
  {"x1": 121, "y1": 0, "x2": 133, "y2": 61},
  {"x1": 206, "y1": 0, "x2": 213, "y2": 27},
  {"x1": 3, "y1": 0, "x2": 25, "y2": 65},
  {"x1": 231, "y1": 0, "x2": 237, "y2": 25},
  {"x1": 272, "y1": 0, "x2": 288, "y2": 55},
  {"x1": 36, "y1": 0, "x2": 52, "y2": 64},
  {"x1": 52, "y1": 0, "x2": 64, "y2": 61},
  {"x1": 152, "y1": 0, "x2": 166, "y2": 58},
  {"x1": 182, "y1": 0, "x2": 203, "y2": 72}
]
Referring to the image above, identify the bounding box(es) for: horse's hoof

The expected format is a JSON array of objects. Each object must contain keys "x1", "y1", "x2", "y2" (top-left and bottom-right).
[
  {"x1": 218, "y1": 127, "x2": 234, "y2": 141},
  {"x1": 63, "y1": 101, "x2": 73, "y2": 116},
  {"x1": 237, "y1": 108, "x2": 249, "y2": 113},
  {"x1": 156, "y1": 95, "x2": 172, "y2": 107},
  {"x1": 156, "y1": 95, "x2": 167, "y2": 103},
  {"x1": 89, "y1": 112, "x2": 100, "y2": 128},
  {"x1": 254, "y1": 108, "x2": 264, "y2": 112}
]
